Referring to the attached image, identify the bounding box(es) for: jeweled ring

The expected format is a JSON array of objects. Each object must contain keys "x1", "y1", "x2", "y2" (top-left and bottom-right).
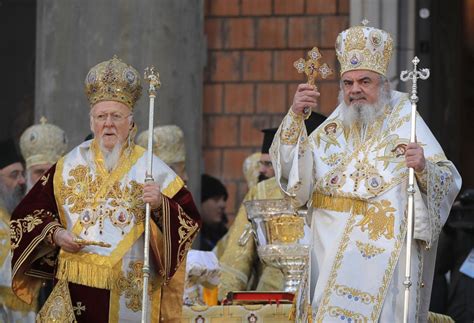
[{"x1": 303, "y1": 107, "x2": 310, "y2": 115}]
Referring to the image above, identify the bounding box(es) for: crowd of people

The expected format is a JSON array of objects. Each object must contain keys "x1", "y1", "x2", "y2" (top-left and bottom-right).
[{"x1": 0, "y1": 21, "x2": 470, "y2": 323}]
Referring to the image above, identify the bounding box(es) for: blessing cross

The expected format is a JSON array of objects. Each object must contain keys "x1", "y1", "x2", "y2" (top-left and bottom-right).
[{"x1": 293, "y1": 47, "x2": 333, "y2": 86}]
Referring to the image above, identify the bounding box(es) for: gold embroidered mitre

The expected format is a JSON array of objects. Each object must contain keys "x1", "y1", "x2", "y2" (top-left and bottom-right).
[
  {"x1": 335, "y1": 22, "x2": 393, "y2": 76},
  {"x1": 136, "y1": 125, "x2": 185, "y2": 164},
  {"x1": 84, "y1": 55, "x2": 142, "y2": 109},
  {"x1": 20, "y1": 117, "x2": 68, "y2": 169}
]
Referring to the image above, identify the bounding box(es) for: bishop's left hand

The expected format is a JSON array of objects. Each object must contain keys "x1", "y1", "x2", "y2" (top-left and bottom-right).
[
  {"x1": 405, "y1": 143, "x2": 426, "y2": 172},
  {"x1": 143, "y1": 182, "x2": 163, "y2": 210}
]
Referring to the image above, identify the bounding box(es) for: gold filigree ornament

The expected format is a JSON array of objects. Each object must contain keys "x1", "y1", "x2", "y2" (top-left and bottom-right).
[
  {"x1": 355, "y1": 240, "x2": 385, "y2": 259},
  {"x1": 37, "y1": 280, "x2": 76, "y2": 323},
  {"x1": 356, "y1": 199, "x2": 396, "y2": 241},
  {"x1": 336, "y1": 19, "x2": 393, "y2": 76},
  {"x1": 73, "y1": 237, "x2": 111, "y2": 248},
  {"x1": 85, "y1": 56, "x2": 142, "y2": 110},
  {"x1": 116, "y1": 261, "x2": 157, "y2": 312},
  {"x1": 62, "y1": 163, "x2": 145, "y2": 235},
  {"x1": 293, "y1": 47, "x2": 333, "y2": 86},
  {"x1": 268, "y1": 214, "x2": 305, "y2": 243}
]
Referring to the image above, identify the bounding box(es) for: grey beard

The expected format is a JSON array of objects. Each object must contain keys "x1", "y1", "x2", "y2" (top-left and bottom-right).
[
  {"x1": 339, "y1": 88, "x2": 391, "y2": 128},
  {"x1": 0, "y1": 180, "x2": 25, "y2": 214},
  {"x1": 99, "y1": 140, "x2": 122, "y2": 172}
]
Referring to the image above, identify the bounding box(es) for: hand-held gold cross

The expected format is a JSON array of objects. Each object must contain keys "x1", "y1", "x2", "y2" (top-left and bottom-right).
[{"x1": 293, "y1": 47, "x2": 333, "y2": 115}]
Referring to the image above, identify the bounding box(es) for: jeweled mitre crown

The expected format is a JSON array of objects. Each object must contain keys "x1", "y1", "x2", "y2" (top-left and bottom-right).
[
  {"x1": 84, "y1": 56, "x2": 142, "y2": 110},
  {"x1": 20, "y1": 117, "x2": 68, "y2": 169},
  {"x1": 136, "y1": 125, "x2": 186, "y2": 164},
  {"x1": 336, "y1": 21, "x2": 393, "y2": 76}
]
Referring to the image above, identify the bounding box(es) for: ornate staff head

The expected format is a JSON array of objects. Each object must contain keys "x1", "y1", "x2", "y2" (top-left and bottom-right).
[
  {"x1": 144, "y1": 66, "x2": 161, "y2": 97},
  {"x1": 400, "y1": 56, "x2": 430, "y2": 103}
]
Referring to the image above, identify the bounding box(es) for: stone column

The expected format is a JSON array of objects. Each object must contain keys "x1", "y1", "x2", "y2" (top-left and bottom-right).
[{"x1": 35, "y1": 0, "x2": 205, "y2": 198}]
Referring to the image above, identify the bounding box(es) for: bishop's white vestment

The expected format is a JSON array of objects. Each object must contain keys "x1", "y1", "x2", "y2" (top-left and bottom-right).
[{"x1": 270, "y1": 91, "x2": 462, "y2": 322}]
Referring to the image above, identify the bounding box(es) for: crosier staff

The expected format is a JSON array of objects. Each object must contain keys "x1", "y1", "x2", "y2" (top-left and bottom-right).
[
  {"x1": 141, "y1": 66, "x2": 161, "y2": 323},
  {"x1": 400, "y1": 56, "x2": 430, "y2": 323}
]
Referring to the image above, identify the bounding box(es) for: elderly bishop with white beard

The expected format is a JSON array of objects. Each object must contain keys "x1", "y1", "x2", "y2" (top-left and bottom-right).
[
  {"x1": 270, "y1": 23, "x2": 461, "y2": 322},
  {"x1": 10, "y1": 56, "x2": 201, "y2": 322}
]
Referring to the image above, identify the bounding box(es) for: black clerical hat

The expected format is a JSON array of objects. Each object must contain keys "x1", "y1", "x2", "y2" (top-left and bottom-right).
[
  {"x1": 304, "y1": 112, "x2": 327, "y2": 134},
  {"x1": 261, "y1": 128, "x2": 278, "y2": 154},
  {"x1": 201, "y1": 174, "x2": 228, "y2": 202},
  {"x1": 0, "y1": 138, "x2": 23, "y2": 169}
]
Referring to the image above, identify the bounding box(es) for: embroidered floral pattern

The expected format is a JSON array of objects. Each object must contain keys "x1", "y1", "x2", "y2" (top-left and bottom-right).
[
  {"x1": 356, "y1": 241, "x2": 385, "y2": 259},
  {"x1": 426, "y1": 161, "x2": 453, "y2": 247},
  {"x1": 280, "y1": 110, "x2": 304, "y2": 145},
  {"x1": 116, "y1": 261, "x2": 156, "y2": 312},
  {"x1": 334, "y1": 284, "x2": 375, "y2": 304},
  {"x1": 10, "y1": 210, "x2": 47, "y2": 249},
  {"x1": 328, "y1": 306, "x2": 368, "y2": 322},
  {"x1": 60, "y1": 164, "x2": 145, "y2": 234}
]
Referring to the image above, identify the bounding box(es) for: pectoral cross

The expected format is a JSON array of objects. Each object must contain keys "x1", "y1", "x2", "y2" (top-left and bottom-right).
[{"x1": 293, "y1": 47, "x2": 333, "y2": 86}]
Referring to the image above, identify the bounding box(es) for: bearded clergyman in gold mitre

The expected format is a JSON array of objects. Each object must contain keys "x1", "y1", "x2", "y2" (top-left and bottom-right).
[
  {"x1": 10, "y1": 56, "x2": 201, "y2": 322},
  {"x1": 20, "y1": 117, "x2": 68, "y2": 192},
  {"x1": 271, "y1": 22, "x2": 462, "y2": 321},
  {"x1": 137, "y1": 124, "x2": 189, "y2": 183}
]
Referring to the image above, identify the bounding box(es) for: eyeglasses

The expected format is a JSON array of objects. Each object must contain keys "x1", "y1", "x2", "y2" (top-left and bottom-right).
[
  {"x1": 92, "y1": 113, "x2": 131, "y2": 123},
  {"x1": 258, "y1": 160, "x2": 273, "y2": 168}
]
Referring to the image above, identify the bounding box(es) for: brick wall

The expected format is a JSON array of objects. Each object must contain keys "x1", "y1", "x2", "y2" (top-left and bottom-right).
[{"x1": 203, "y1": 0, "x2": 349, "y2": 219}]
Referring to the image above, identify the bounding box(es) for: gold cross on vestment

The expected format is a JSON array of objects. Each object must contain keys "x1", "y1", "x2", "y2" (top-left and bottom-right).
[
  {"x1": 73, "y1": 302, "x2": 86, "y2": 316},
  {"x1": 293, "y1": 47, "x2": 333, "y2": 86}
]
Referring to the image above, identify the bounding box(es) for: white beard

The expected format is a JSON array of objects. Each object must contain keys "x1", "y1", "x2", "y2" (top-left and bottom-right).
[
  {"x1": 99, "y1": 140, "x2": 122, "y2": 172},
  {"x1": 339, "y1": 87, "x2": 391, "y2": 128},
  {"x1": 0, "y1": 179, "x2": 24, "y2": 214}
]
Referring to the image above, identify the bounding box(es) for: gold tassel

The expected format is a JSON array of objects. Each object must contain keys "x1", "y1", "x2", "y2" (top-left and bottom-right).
[
  {"x1": 312, "y1": 192, "x2": 368, "y2": 215},
  {"x1": 56, "y1": 257, "x2": 115, "y2": 290}
]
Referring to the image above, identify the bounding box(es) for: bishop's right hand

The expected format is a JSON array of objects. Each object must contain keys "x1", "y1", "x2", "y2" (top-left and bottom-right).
[
  {"x1": 291, "y1": 83, "x2": 320, "y2": 116},
  {"x1": 53, "y1": 228, "x2": 84, "y2": 253}
]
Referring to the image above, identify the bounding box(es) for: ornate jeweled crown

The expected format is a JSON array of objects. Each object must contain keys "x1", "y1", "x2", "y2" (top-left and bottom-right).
[
  {"x1": 136, "y1": 125, "x2": 185, "y2": 164},
  {"x1": 84, "y1": 56, "x2": 142, "y2": 110},
  {"x1": 335, "y1": 20, "x2": 393, "y2": 76},
  {"x1": 20, "y1": 117, "x2": 68, "y2": 169}
]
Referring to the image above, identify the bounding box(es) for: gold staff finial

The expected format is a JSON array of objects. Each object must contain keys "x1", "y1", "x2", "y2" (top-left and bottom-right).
[{"x1": 293, "y1": 47, "x2": 333, "y2": 86}]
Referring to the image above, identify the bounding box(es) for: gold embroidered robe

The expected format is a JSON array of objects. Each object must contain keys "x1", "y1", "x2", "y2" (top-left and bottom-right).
[
  {"x1": 218, "y1": 177, "x2": 285, "y2": 301},
  {"x1": 10, "y1": 140, "x2": 201, "y2": 322},
  {"x1": 0, "y1": 207, "x2": 36, "y2": 322},
  {"x1": 271, "y1": 91, "x2": 462, "y2": 322}
]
